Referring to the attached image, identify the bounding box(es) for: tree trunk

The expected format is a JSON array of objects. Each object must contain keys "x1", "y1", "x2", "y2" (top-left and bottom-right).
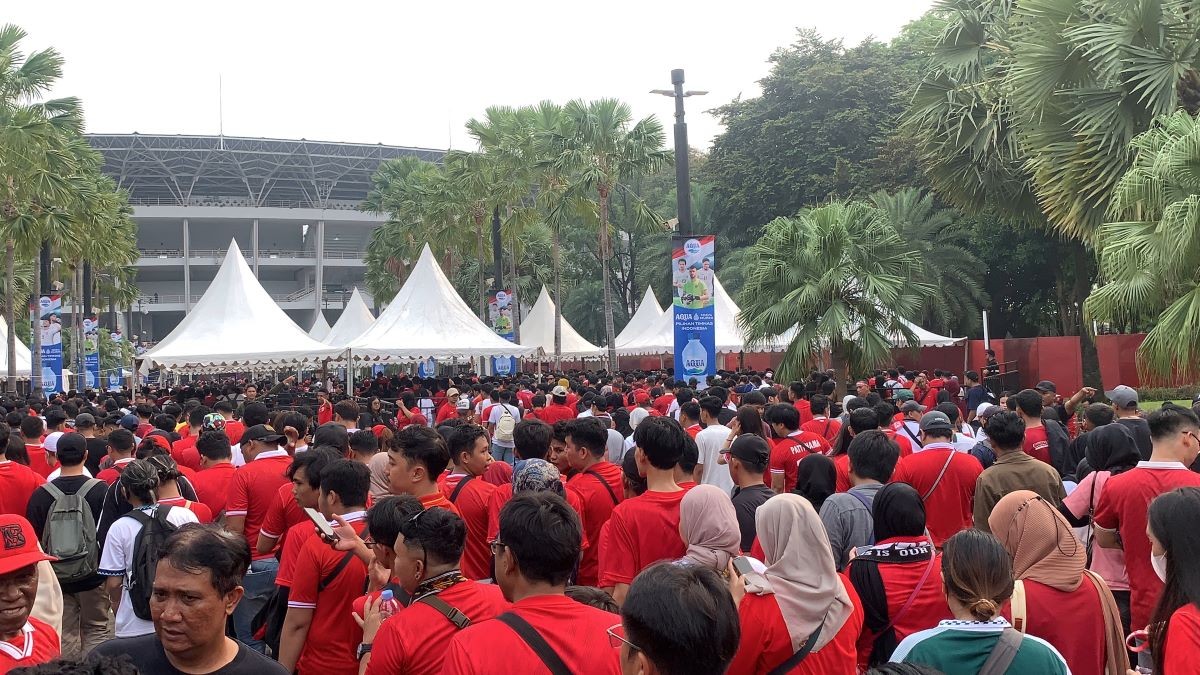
[
  {"x1": 4, "y1": 241, "x2": 15, "y2": 393},
  {"x1": 600, "y1": 189, "x2": 617, "y2": 371},
  {"x1": 30, "y1": 245, "x2": 43, "y2": 397},
  {"x1": 830, "y1": 344, "x2": 850, "y2": 401},
  {"x1": 553, "y1": 228, "x2": 562, "y2": 371},
  {"x1": 1071, "y1": 242, "x2": 1101, "y2": 388}
]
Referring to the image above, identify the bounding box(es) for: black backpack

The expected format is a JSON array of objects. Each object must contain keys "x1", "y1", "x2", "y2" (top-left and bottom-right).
[{"x1": 124, "y1": 505, "x2": 179, "y2": 620}]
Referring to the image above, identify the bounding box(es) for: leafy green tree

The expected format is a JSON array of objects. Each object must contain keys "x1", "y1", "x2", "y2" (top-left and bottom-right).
[{"x1": 738, "y1": 201, "x2": 935, "y2": 397}]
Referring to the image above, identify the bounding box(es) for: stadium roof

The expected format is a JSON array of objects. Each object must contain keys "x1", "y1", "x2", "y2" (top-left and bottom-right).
[{"x1": 86, "y1": 133, "x2": 444, "y2": 208}]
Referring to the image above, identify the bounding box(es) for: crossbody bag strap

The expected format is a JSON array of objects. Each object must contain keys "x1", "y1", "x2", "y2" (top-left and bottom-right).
[
  {"x1": 920, "y1": 452, "x2": 956, "y2": 502},
  {"x1": 978, "y1": 627, "x2": 1024, "y2": 675},
  {"x1": 449, "y1": 475, "x2": 474, "y2": 503},
  {"x1": 879, "y1": 552, "x2": 937, "y2": 635},
  {"x1": 318, "y1": 551, "x2": 356, "y2": 592},
  {"x1": 496, "y1": 611, "x2": 571, "y2": 675},
  {"x1": 586, "y1": 469, "x2": 619, "y2": 506},
  {"x1": 1010, "y1": 579, "x2": 1027, "y2": 633},
  {"x1": 901, "y1": 424, "x2": 923, "y2": 448},
  {"x1": 766, "y1": 618, "x2": 825, "y2": 675},
  {"x1": 415, "y1": 593, "x2": 471, "y2": 629}
]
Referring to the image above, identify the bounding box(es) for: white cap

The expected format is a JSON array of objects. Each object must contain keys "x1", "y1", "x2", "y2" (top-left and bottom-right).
[
  {"x1": 43, "y1": 431, "x2": 64, "y2": 453},
  {"x1": 976, "y1": 402, "x2": 994, "y2": 418}
]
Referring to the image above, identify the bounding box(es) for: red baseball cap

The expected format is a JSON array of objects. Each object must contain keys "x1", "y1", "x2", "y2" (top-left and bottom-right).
[
  {"x1": 634, "y1": 391, "x2": 650, "y2": 404},
  {"x1": 0, "y1": 515, "x2": 56, "y2": 575}
]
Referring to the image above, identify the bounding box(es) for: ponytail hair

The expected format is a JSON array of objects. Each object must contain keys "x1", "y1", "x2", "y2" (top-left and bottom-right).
[{"x1": 941, "y1": 529, "x2": 1013, "y2": 622}]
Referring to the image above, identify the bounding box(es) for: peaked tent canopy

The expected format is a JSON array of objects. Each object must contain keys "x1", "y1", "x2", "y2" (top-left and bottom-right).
[
  {"x1": 347, "y1": 244, "x2": 535, "y2": 360},
  {"x1": 614, "y1": 286, "x2": 664, "y2": 349},
  {"x1": 520, "y1": 286, "x2": 603, "y2": 359},
  {"x1": 324, "y1": 288, "x2": 377, "y2": 348},
  {"x1": 307, "y1": 312, "x2": 332, "y2": 342},
  {"x1": 140, "y1": 242, "x2": 345, "y2": 368},
  {"x1": 895, "y1": 319, "x2": 964, "y2": 348},
  {"x1": 0, "y1": 316, "x2": 32, "y2": 379}
]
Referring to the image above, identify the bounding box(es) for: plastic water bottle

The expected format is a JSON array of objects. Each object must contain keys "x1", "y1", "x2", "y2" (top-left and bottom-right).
[
  {"x1": 378, "y1": 589, "x2": 401, "y2": 619},
  {"x1": 682, "y1": 336, "x2": 708, "y2": 376}
]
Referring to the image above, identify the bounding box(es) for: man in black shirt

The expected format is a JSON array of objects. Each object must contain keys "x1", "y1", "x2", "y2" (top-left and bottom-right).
[
  {"x1": 74, "y1": 413, "x2": 109, "y2": 477},
  {"x1": 1111, "y1": 384, "x2": 1154, "y2": 460},
  {"x1": 91, "y1": 524, "x2": 287, "y2": 675},
  {"x1": 727, "y1": 435, "x2": 774, "y2": 552},
  {"x1": 25, "y1": 432, "x2": 109, "y2": 657}
]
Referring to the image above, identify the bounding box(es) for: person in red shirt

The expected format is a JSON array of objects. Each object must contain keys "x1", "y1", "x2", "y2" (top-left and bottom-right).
[
  {"x1": 0, "y1": 433, "x2": 44, "y2": 516},
  {"x1": 395, "y1": 392, "x2": 428, "y2": 430},
  {"x1": 316, "y1": 390, "x2": 334, "y2": 427},
  {"x1": 564, "y1": 417, "x2": 624, "y2": 586},
  {"x1": 225, "y1": 424, "x2": 293, "y2": 651},
  {"x1": 386, "y1": 425, "x2": 459, "y2": 515},
  {"x1": 19, "y1": 416, "x2": 53, "y2": 478},
  {"x1": 602, "y1": 416, "x2": 689, "y2": 606},
  {"x1": 191, "y1": 430, "x2": 236, "y2": 517},
  {"x1": 678, "y1": 401, "x2": 702, "y2": 439},
  {"x1": 540, "y1": 386, "x2": 577, "y2": 426},
  {"x1": 434, "y1": 387, "x2": 462, "y2": 425},
  {"x1": 764, "y1": 403, "x2": 832, "y2": 493},
  {"x1": 889, "y1": 411, "x2": 983, "y2": 547},
  {"x1": 618, "y1": 562, "x2": 740, "y2": 675},
  {"x1": 1145, "y1": 486, "x2": 1200, "y2": 674},
  {"x1": 440, "y1": 425, "x2": 496, "y2": 580},
  {"x1": 279, "y1": 459, "x2": 372, "y2": 675},
  {"x1": 726, "y1": 493, "x2": 864, "y2": 675},
  {"x1": 213, "y1": 400, "x2": 243, "y2": 448},
  {"x1": 789, "y1": 382, "x2": 814, "y2": 424},
  {"x1": 443, "y1": 491, "x2": 620, "y2": 674},
  {"x1": 827, "y1": 408, "x2": 883, "y2": 493},
  {"x1": 920, "y1": 371, "x2": 946, "y2": 410},
  {"x1": 801, "y1": 394, "x2": 842, "y2": 442},
  {"x1": 522, "y1": 393, "x2": 551, "y2": 424},
  {"x1": 1095, "y1": 404, "x2": 1200, "y2": 668},
  {"x1": 0, "y1": 514, "x2": 60, "y2": 670},
  {"x1": 95, "y1": 429, "x2": 137, "y2": 485},
  {"x1": 358, "y1": 497, "x2": 509, "y2": 675},
  {"x1": 169, "y1": 406, "x2": 208, "y2": 472},
  {"x1": 273, "y1": 449, "x2": 340, "y2": 593},
  {"x1": 652, "y1": 385, "x2": 675, "y2": 417}
]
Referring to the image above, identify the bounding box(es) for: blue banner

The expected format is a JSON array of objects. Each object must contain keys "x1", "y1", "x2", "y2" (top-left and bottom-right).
[
  {"x1": 34, "y1": 295, "x2": 63, "y2": 394},
  {"x1": 672, "y1": 235, "x2": 716, "y2": 387},
  {"x1": 84, "y1": 316, "x2": 100, "y2": 389},
  {"x1": 488, "y1": 289, "x2": 518, "y2": 376},
  {"x1": 417, "y1": 357, "x2": 436, "y2": 378}
]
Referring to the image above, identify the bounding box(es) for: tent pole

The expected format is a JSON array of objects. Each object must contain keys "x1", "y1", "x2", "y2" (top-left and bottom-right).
[{"x1": 345, "y1": 349, "x2": 354, "y2": 398}]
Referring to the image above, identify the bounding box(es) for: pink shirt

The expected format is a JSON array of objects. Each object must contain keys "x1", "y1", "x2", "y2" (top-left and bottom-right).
[{"x1": 1063, "y1": 470, "x2": 1128, "y2": 591}]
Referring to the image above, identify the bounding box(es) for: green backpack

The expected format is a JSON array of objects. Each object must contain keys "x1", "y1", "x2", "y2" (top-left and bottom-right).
[{"x1": 40, "y1": 479, "x2": 103, "y2": 584}]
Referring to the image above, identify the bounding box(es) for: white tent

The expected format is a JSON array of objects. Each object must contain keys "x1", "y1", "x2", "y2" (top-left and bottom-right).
[
  {"x1": 900, "y1": 320, "x2": 964, "y2": 348},
  {"x1": 614, "y1": 286, "x2": 664, "y2": 349},
  {"x1": 140, "y1": 242, "x2": 345, "y2": 369},
  {"x1": 617, "y1": 276, "x2": 790, "y2": 355},
  {"x1": 347, "y1": 244, "x2": 535, "y2": 360},
  {"x1": 307, "y1": 313, "x2": 332, "y2": 342},
  {"x1": 324, "y1": 288, "x2": 377, "y2": 348},
  {"x1": 0, "y1": 316, "x2": 32, "y2": 379},
  {"x1": 519, "y1": 286, "x2": 603, "y2": 359}
]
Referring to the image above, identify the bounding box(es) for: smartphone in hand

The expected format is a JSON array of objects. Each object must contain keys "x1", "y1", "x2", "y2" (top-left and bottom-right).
[{"x1": 304, "y1": 507, "x2": 337, "y2": 542}]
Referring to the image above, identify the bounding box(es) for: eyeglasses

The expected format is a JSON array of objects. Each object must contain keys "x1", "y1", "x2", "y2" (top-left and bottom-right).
[
  {"x1": 362, "y1": 537, "x2": 377, "y2": 548},
  {"x1": 1185, "y1": 430, "x2": 1200, "y2": 446},
  {"x1": 489, "y1": 540, "x2": 506, "y2": 557},
  {"x1": 607, "y1": 623, "x2": 639, "y2": 652}
]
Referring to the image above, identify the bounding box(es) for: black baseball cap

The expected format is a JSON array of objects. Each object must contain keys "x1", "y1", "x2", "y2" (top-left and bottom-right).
[
  {"x1": 1035, "y1": 380, "x2": 1057, "y2": 393},
  {"x1": 238, "y1": 424, "x2": 284, "y2": 446},
  {"x1": 728, "y1": 435, "x2": 770, "y2": 465}
]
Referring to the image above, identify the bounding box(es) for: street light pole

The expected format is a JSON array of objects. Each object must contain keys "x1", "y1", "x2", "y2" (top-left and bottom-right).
[{"x1": 653, "y1": 71, "x2": 707, "y2": 237}]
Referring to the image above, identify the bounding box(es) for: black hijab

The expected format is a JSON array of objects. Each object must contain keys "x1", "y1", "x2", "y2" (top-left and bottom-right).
[
  {"x1": 872, "y1": 482, "x2": 926, "y2": 543},
  {"x1": 793, "y1": 453, "x2": 837, "y2": 512},
  {"x1": 1085, "y1": 424, "x2": 1141, "y2": 476}
]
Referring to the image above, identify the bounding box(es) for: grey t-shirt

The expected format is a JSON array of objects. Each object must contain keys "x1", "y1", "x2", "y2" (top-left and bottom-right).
[{"x1": 819, "y1": 482, "x2": 884, "y2": 571}]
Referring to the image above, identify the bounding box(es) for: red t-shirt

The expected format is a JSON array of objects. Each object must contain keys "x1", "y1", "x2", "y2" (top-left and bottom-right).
[
  {"x1": 135, "y1": 422, "x2": 155, "y2": 439},
  {"x1": 1094, "y1": 462, "x2": 1200, "y2": 628},
  {"x1": 367, "y1": 581, "x2": 509, "y2": 675},
  {"x1": 317, "y1": 402, "x2": 334, "y2": 426},
  {"x1": 1165, "y1": 603, "x2": 1200, "y2": 673},
  {"x1": 25, "y1": 445, "x2": 52, "y2": 479},
  {"x1": 685, "y1": 424, "x2": 702, "y2": 439},
  {"x1": 541, "y1": 403, "x2": 577, "y2": 426},
  {"x1": 769, "y1": 432, "x2": 832, "y2": 492},
  {"x1": 566, "y1": 462, "x2": 624, "y2": 586},
  {"x1": 442, "y1": 594, "x2": 620, "y2": 675},
  {"x1": 517, "y1": 390, "x2": 534, "y2": 409},
  {"x1": 727, "y1": 578, "x2": 864, "y2": 675},
  {"x1": 601, "y1": 488, "x2": 688, "y2": 586},
  {"x1": 434, "y1": 402, "x2": 458, "y2": 425},
  {"x1": 889, "y1": 444, "x2": 983, "y2": 547},
  {"x1": 0, "y1": 461, "x2": 45, "y2": 516},
  {"x1": 1001, "y1": 578, "x2": 1106, "y2": 675},
  {"x1": 158, "y1": 496, "x2": 213, "y2": 524},
  {"x1": 0, "y1": 618, "x2": 60, "y2": 671},
  {"x1": 802, "y1": 417, "x2": 842, "y2": 443},
  {"x1": 793, "y1": 399, "x2": 814, "y2": 425},
  {"x1": 653, "y1": 394, "x2": 675, "y2": 417},
  {"x1": 419, "y1": 490, "x2": 461, "y2": 516},
  {"x1": 883, "y1": 429, "x2": 915, "y2": 458},
  {"x1": 170, "y1": 436, "x2": 202, "y2": 472},
  {"x1": 259, "y1": 482, "x2": 306, "y2": 551},
  {"x1": 191, "y1": 463, "x2": 236, "y2": 516},
  {"x1": 833, "y1": 453, "x2": 852, "y2": 493},
  {"x1": 439, "y1": 474, "x2": 496, "y2": 580},
  {"x1": 486, "y1": 482, "x2": 589, "y2": 545},
  {"x1": 396, "y1": 408, "x2": 428, "y2": 430},
  {"x1": 921, "y1": 378, "x2": 944, "y2": 409},
  {"x1": 1022, "y1": 425, "x2": 1052, "y2": 465},
  {"x1": 226, "y1": 450, "x2": 292, "y2": 560},
  {"x1": 275, "y1": 519, "x2": 318, "y2": 588},
  {"x1": 96, "y1": 457, "x2": 135, "y2": 486},
  {"x1": 288, "y1": 513, "x2": 368, "y2": 675}
]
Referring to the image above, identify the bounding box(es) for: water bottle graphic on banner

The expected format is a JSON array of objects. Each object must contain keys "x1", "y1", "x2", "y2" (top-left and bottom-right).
[
  {"x1": 671, "y1": 235, "x2": 716, "y2": 386},
  {"x1": 682, "y1": 335, "x2": 708, "y2": 377}
]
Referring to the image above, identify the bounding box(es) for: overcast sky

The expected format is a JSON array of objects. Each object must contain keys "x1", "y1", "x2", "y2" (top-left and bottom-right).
[{"x1": 10, "y1": 1, "x2": 932, "y2": 151}]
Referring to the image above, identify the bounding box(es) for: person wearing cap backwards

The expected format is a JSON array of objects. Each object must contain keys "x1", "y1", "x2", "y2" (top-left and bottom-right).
[
  {"x1": 91, "y1": 524, "x2": 288, "y2": 675},
  {"x1": 1110, "y1": 384, "x2": 1153, "y2": 461},
  {"x1": 435, "y1": 388, "x2": 463, "y2": 425},
  {"x1": 1035, "y1": 379, "x2": 1097, "y2": 437},
  {"x1": 540, "y1": 385, "x2": 577, "y2": 426},
  {"x1": 225, "y1": 424, "x2": 292, "y2": 653},
  {"x1": 889, "y1": 411, "x2": 983, "y2": 547},
  {"x1": 727, "y1": 435, "x2": 774, "y2": 552},
  {"x1": 0, "y1": 515, "x2": 62, "y2": 669}
]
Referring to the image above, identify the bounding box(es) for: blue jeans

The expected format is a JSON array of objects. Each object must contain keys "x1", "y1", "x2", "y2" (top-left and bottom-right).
[
  {"x1": 492, "y1": 443, "x2": 515, "y2": 465},
  {"x1": 233, "y1": 558, "x2": 278, "y2": 653}
]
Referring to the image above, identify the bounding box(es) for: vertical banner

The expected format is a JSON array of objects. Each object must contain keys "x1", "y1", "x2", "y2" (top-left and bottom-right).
[
  {"x1": 34, "y1": 295, "x2": 63, "y2": 393},
  {"x1": 84, "y1": 316, "x2": 100, "y2": 389},
  {"x1": 488, "y1": 289, "x2": 517, "y2": 376},
  {"x1": 672, "y1": 235, "x2": 717, "y2": 387},
  {"x1": 417, "y1": 357, "x2": 436, "y2": 378}
]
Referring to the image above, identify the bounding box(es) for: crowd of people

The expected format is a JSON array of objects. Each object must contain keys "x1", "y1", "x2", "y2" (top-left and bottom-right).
[{"x1": 0, "y1": 365, "x2": 1195, "y2": 674}]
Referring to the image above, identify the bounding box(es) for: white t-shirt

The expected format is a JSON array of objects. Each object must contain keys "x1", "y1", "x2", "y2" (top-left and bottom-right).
[
  {"x1": 695, "y1": 424, "x2": 734, "y2": 495},
  {"x1": 487, "y1": 404, "x2": 522, "y2": 449},
  {"x1": 46, "y1": 466, "x2": 92, "y2": 481},
  {"x1": 99, "y1": 504, "x2": 200, "y2": 637},
  {"x1": 605, "y1": 429, "x2": 625, "y2": 463}
]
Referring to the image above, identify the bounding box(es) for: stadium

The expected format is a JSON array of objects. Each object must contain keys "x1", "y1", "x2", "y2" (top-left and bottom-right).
[{"x1": 87, "y1": 133, "x2": 445, "y2": 341}]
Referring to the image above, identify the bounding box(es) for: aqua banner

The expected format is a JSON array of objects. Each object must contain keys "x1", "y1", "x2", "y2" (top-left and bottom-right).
[
  {"x1": 672, "y1": 235, "x2": 716, "y2": 386},
  {"x1": 84, "y1": 316, "x2": 100, "y2": 389},
  {"x1": 34, "y1": 295, "x2": 63, "y2": 393},
  {"x1": 488, "y1": 289, "x2": 517, "y2": 376}
]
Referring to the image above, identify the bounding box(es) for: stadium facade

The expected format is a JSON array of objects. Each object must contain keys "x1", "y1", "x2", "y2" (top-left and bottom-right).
[{"x1": 87, "y1": 134, "x2": 444, "y2": 341}]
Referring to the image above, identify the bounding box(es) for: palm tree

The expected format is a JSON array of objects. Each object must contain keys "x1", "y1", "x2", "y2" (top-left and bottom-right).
[
  {"x1": 543, "y1": 99, "x2": 671, "y2": 369},
  {"x1": 869, "y1": 188, "x2": 988, "y2": 334},
  {"x1": 1084, "y1": 110, "x2": 1200, "y2": 381},
  {"x1": 738, "y1": 201, "x2": 935, "y2": 397}
]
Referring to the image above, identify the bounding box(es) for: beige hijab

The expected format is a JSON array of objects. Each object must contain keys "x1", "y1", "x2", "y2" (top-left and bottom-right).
[
  {"x1": 368, "y1": 451, "x2": 392, "y2": 500},
  {"x1": 745, "y1": 493, "x2": 854, "y2": 651},
  {"x1": 679, "y1": 485, "x2": 741, "y2": 572}
]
